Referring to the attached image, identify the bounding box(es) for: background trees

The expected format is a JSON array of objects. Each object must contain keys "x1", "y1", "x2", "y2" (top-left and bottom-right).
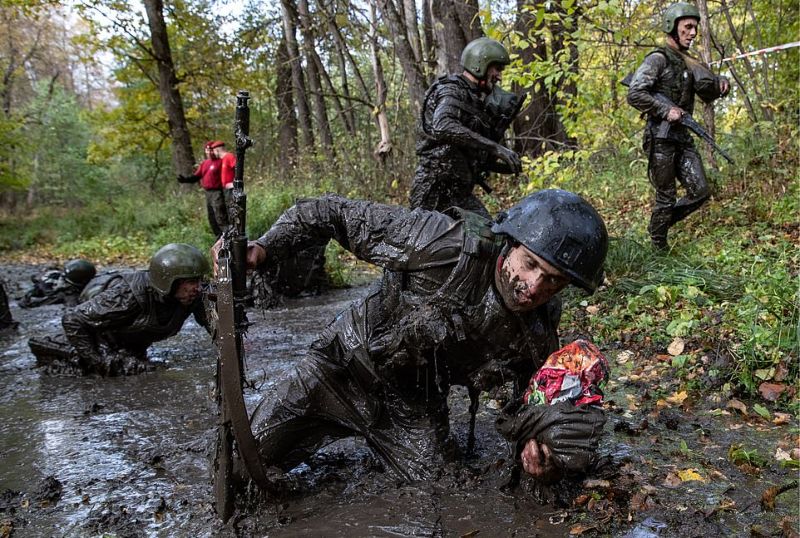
[{"x1": 0, "y1": 0, "x2": 796, "y2": 401}]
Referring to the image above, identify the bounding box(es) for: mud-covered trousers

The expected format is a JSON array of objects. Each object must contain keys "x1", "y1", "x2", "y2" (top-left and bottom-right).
[
  {"x1": 646, "y1": 137, "x2": 710, "y2": 247},
  {"x1": 250, "y1": 349, "x2": 452, "y2": 482}
]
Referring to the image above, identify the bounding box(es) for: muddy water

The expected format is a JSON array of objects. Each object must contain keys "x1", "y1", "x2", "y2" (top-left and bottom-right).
[{"x1": 1, "y1": 266, "x2": 797, "y2": 537}]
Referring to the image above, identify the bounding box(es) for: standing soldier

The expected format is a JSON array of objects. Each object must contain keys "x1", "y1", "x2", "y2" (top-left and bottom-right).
[
  {"x1": 410, "y1": 37, "x2": 524, "y2": 218},
  {"x1": 627, "y1": 2, "x2": 730, "y2": 250},
  {"x1": 179, "y1": 141, "x2": 229, "y2": 238}
]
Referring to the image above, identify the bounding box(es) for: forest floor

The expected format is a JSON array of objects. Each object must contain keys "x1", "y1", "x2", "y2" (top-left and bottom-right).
[{"x1": 0, "y1": 263, "x2": 797, "y2": 538}]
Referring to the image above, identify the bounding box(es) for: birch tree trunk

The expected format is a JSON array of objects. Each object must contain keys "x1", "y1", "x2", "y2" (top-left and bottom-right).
[{"x1": 369, "y1": 1, "x2": 392, "y2": 165}]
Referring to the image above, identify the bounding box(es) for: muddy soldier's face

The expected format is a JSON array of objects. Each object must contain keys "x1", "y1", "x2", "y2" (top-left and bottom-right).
[
  {"x1": 173, "y1": 278, "x2": 202, "y2": 306},
  {"x1": 495, "y1": 246, "x2": 570, "y2": 312},
  {"x1": 483, "y1": 63, "x2": 504, "y2": 93},
  {"x1": 675, "y1": 18, "x2": 698, "y2": 50}
]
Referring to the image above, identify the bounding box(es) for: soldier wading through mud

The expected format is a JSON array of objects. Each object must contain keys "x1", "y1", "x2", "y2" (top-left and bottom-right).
[
  {"x1": 221, "y1": 189, "x2": 608, "y2": 492},
  {"x1": 409, "y1": 37, "x2": 525, "y2": 218},
  {"x1": 627, "y1": 2, "x2": 730, "y2": 251},
  {"x1": 28, "y1": 243, "x2": 211, "y2": 376}
]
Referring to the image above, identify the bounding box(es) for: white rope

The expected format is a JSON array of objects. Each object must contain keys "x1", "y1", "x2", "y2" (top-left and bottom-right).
[{"x1": 710, "y1": 41, "x2": 800, "y2": 67}]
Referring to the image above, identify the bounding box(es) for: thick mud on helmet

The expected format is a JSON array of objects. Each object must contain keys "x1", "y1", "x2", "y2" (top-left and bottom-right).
[
  {"x1": 149, "y1": 243, "x2": 210, "y2": 296},
  {"x1": 461, "y1": 37, "x2": 511, "y2": 79},
  {"x1": 492, "y1": 189, "x2": 608, "y2": 292},
  {"x1": 64, "y1": 259, "x2": 97, "y2": 286},
  {"x1": 662, "y1": 2, "x2": 700, "y2": 33}
]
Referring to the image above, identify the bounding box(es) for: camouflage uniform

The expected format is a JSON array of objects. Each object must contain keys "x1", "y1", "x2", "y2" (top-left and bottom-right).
[
  {"x1": 410, "y1": 75, "x2": 519, "y2": 218},
  {"x1": 250, "y1": 195, "x2": 561, "y2": 481},
  {"x1": 29, "y1": 271, "x2": 209, "y2": 376},
  {"x1": 627, "y1": 45, "x2": 727, "y2": 248}
]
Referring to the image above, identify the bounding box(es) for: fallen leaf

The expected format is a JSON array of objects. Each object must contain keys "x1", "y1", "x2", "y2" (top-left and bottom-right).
[
  {"x1": 666, "y1": 391, "x2": 688, "y2": 406},
  {"x1": 582, "y1": 479, "x2": 611, "y2": 489},
  {"x1": 667, "y1": 337, "x2": 685, "y2": 356},
  {"x1": 569, "y1": 523, "x2": 597, "y2": 535},
  {"x1": 629, "y1": 490, "x2": 655, "y2": 512},
  {"x1": 663, "y1": 472, "x2": 682, "y2": 487},
  {"x1": 656, "y1": 354, "x2": 672, "y2": 362},
  {"x1": 586, "y1": 305, "x2": 600, "y2": 315},
  {"x1": 772, "y1": 412, "x2": 790, "y2": 425},
  {"x1": 775, "y1": 448, "x2": 792, "y2": 461},
  {"x1": 617, "y1": 350, "x2": 634, "y2": 364},
  {"x1": 677, "y1": 469, "x2": 705, "y2": 482},
  {"x1": 758, "y1": 382, "x2": 786, "y2": 402},
  {"x1": 726, "y1": 399, "x2": 748, "y2": 415}
]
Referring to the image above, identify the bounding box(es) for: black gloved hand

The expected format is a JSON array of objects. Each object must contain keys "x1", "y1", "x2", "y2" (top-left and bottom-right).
[
  {"x1": 492, "y1": 144, "x2": 522, "y2": 174},
  {"x1": 177, "y1": 174, "x2": 200, "y2": 184}
]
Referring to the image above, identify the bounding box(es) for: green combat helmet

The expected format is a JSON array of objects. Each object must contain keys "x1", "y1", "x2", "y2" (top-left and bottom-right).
[
  {"x1": 64, "y1": 259, "x2": 97, "y2": 287},
  {"x1": 149, "y1": 243, "x2": 210, "y2": 296},
  {"x1": 492, "y1": 189, "x2": 608, "y2": 293},
  {"x1": 460, "y1": 37, "x2": 511, "y2": 79},
  {"x1": 662, "y1": 2, "x2": 700, "y2": 33}
]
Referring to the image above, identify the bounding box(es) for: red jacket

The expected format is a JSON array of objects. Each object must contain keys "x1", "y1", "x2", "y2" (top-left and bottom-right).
[
  {"x1": 220, "y1": 152, "x2": 236, "y2": 188},
  {"x1": 194, "y1": 158, "x2": 222, "y2": 190}
]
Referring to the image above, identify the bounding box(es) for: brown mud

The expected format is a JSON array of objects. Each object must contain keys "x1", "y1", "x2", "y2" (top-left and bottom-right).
[{"x1": 0, "y1": 264, "x2": 797, "y2": 537}]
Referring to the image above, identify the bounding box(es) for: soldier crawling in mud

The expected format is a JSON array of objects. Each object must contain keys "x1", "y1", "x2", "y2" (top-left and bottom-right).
[
  {"x1": 627, "y1": 2, "x2": 730, "y2": 251},
  {"x1": 224, "y1": 189, "x2": 608, "y2": 490},
  {"x1": 28, "y1": 243, "x2": 211, "y2": 376},
  {"x1": 19, "y1": 259, "x2": 97, "y2": 308},
  {"x1": 409, "y1": 37, "x2": 524, "y2": 218}
]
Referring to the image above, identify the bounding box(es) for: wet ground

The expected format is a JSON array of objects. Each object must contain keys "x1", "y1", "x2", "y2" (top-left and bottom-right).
[{"x1": 0, "y1": 264, "x2": 797, "y2": 537}]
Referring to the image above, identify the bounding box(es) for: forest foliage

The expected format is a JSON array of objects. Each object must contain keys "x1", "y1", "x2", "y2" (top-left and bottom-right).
[{"x1": 0, "y1": 0, "x2": 796, "y2": 403}]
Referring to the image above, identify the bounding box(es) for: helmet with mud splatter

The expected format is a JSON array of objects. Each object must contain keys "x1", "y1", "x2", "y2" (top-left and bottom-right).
[
  {"x1": 64, "y1": 259, "x2": 97, "y2": 287},
  {"x1": 460, "y1": 37, "x2": 510, "y2": 79},
  {"x1": 148, "y1": 243, "x2": 209, "y2": 296},
  {"x1": 491, "y1": 189, "x2": 608, "y2": 293}
]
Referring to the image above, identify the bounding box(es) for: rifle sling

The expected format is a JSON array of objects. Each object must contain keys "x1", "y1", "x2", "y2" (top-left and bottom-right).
[{"x1": 216, "y1": 258, "x2": 272, "y2": 490}]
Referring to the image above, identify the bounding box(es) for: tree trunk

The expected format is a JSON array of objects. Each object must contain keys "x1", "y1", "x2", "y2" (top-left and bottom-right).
[
  {"x1": 374, "y1": 0, "x2": 428, "y2": 113},
  {"x1": 511, "y1": 0, "x2": 572, "y2": 157},
  {"x1": 276, "y1": 33, "x2": 298, "y2": 173},
  {"x1": 280, "y1": 0, "x2": 315, "y2": 150},
  {"x1": 696, "y1": 0, "x2": 718, "y2": 169},
  {"x1": 428, "y1": 0, "x2": 482, "y2": 76},
  {"x1": 403, "y1": 0, "x2": 422, "y2": 64},
  {"x1": 142, "y1": 0, "x2": 194, "y2": 177},
  {"x1": 297, "y1": 0, "x2": 334, "y2": 159}
]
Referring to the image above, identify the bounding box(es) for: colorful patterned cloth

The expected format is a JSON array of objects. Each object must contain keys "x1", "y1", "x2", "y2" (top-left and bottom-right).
[{"x1": 523, "y1": 339, "x2": 609, "y2": 407}]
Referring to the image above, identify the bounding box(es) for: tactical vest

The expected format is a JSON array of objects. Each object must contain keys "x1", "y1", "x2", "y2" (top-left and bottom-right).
[
  {"x1": 647, "y1": 46, "x2": 695, "y2": 113},
  {"x1": 419, "y1": 75, "x2": 498, "y2": 143}
]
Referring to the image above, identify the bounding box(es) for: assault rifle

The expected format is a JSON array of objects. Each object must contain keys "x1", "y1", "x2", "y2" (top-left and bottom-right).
[
  {"x1": 621, "y1": 74, "x2": 734, "y2": 164},
  {"x1": 212, "y1": 90, "x2": 271, "y2": 521}
]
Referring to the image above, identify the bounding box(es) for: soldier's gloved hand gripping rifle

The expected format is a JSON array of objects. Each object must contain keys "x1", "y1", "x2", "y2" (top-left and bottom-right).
[{"x1": 213, "y1": 90, "x2": 271, "y2": 521}]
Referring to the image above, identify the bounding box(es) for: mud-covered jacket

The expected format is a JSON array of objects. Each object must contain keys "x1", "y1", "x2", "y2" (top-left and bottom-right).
[
  {"x1": 416, "y1": 75, "x2": 510, "y2": 186},
  {"x1": 254, "y1": 195, "x2": 561, "y2": 403},
  {"x1": 19, "y1": 270, "x2": 83, "y2": 308},
  {"x1": 62, "y1": 270, "x2": 209, "y2": 360},
  {"x1": 627, "y1": 46, "x2": 726, "y2": 143}
]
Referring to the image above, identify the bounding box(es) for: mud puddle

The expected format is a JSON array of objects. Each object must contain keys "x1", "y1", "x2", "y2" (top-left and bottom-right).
[{"x1": 0, "y1": 265, "x2": 797, "y2": 537}]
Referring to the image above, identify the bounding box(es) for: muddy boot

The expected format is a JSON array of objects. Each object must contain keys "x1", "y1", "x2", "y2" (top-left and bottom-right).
[
  {"x1": 648, "y1": 211, "x2": 671, "y2": 251},
  {"x1": 29, "y1": 335, "x2": 83, "y2": 374}
]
